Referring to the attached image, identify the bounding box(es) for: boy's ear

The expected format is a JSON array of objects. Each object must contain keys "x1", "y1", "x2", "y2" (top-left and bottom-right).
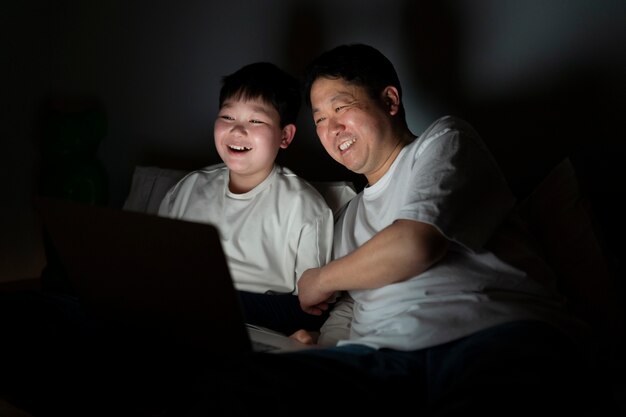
[{"x1": 279, "y1": 124, "x2": 297, "y2": 149}]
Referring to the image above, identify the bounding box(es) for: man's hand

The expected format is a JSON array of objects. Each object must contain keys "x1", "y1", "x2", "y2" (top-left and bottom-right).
[{"x1": 298, "y1": 267, "x2": 335, "y2": 315}]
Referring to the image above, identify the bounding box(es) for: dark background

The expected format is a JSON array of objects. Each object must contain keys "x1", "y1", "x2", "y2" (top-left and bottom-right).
[{"x1": 2, "y1": 0, "x2": 625, "y2": 287}]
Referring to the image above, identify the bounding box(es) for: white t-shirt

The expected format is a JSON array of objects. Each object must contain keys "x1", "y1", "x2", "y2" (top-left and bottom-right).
[
  {"x1": 329, "y1": 116, "x2": 583, "y2": 351},
  {"x1": 158, "y1": 163, "x2": 333, "y2": 295}
]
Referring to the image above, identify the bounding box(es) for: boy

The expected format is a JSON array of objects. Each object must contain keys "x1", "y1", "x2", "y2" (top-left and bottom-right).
[{"x1": 158, "y1": 62, "x2": 334, "y2": 335}]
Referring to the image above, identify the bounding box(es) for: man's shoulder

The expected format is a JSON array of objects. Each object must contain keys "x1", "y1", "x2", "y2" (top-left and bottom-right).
[
  {"x1": 409, "y1": 115, "x2": 482, "y2": 157},
  {"x1": 421, "y1": 115, "x2": 479, "y2": 140},
  {"x1": 420, "y1": 115, "x2": 457, "y2": 133}
]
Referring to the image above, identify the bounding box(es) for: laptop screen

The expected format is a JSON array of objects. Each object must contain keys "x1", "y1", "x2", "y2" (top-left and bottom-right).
[{"x1": 34, "y1": 196, "x2": 253, "y2": 355}]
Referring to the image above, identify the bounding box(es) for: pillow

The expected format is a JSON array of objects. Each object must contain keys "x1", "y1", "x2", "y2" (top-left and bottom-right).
[
  {"x1": 518, "y1": 158, "x2": 623, "y2": 356},
  {"x1": 123, "y1": 166, "x2": 357, "y2": 219},
  {"x1": 123, "y1": 166, "x2": 188, "y2": 214},
  {"x1": 310, "y1": 181, "x2": 357, "y2": 218}
]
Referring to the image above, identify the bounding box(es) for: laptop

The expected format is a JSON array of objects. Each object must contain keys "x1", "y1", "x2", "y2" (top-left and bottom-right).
[{"x1": 33, "y1": 196, "x2": 313, "y2": 356}]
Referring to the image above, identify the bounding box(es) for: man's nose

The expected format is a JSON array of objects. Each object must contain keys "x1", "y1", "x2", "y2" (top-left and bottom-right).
[{"x1": 328, "y1": 117, "x2": 343, "y2": 137}]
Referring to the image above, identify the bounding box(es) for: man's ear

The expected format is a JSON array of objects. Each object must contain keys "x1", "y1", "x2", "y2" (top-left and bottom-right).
[
  {"x1": 382, "y1": 86, "x2": 401, "y2": 116},
  {"x1": 280, "y1": 124, "x2": 296, "y2": 149}
]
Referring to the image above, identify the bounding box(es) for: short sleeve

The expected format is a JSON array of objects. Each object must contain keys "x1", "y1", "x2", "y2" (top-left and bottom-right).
[{"x1": 398, "y1": 117, "x2": 516, "y2": 251}]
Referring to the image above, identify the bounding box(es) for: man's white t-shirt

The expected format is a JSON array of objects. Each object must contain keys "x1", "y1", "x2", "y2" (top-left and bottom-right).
[
  {"x1": 158, "y1": 163, "x2": 333, "y2": 295},
  {"x1": 328, "y1": 116, "x2": 583, "y2": 351}
]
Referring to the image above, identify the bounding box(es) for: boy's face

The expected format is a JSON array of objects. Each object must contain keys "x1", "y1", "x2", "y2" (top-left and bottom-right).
[{"x1": 214, "y1": 97, "x2": 294, "y2": 187}]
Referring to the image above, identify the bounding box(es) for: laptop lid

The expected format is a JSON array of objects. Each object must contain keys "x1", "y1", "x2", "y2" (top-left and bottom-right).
[{"x1": 34, "y1": 196, "x2": 257, "y2": 356}]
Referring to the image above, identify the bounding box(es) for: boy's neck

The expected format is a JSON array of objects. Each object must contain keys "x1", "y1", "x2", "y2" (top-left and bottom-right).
[{"x1": 228, "y1": 165, "x2": 275, "y2": 194}]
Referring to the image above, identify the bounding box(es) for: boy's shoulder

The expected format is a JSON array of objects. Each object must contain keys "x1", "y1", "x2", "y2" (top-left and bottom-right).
[
  {"x1": 168, "y1": 163, "x2": 227, "y2": 195},
  {"x1": 197, "y1": 162, "x2": 228, "y2": 175},
  {"x1": 178, "y1": 163, "x2": 227, "y2": 182},
  {"x1": 274, "y1": 165, "x2": 319, "y2": 192},
  {"x1": 274, "y1": 165, "x2": 357, "y2": 216}
]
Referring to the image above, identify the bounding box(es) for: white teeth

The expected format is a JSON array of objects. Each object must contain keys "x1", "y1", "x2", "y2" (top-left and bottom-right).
[
  {"x1": 339, "y1": 139, "x2": 356, "y2": 151},
  {"x1": 229, "y1": 145, "x2": 251, "y2": 151}
]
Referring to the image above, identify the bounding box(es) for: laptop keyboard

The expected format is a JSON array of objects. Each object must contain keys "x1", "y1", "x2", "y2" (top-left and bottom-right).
[{"x1": 251, "y1": 339, "x2": 279, "y2": 353}]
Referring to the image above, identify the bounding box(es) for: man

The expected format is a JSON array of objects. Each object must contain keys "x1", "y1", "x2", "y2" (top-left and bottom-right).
[{"x1": 189, "y1": 43, "x2": 605, "y2": 416}]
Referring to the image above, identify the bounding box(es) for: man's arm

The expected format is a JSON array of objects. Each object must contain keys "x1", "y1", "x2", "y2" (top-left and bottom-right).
[{"x1": 298, "y1": 219, "x2": 449, "y2": 314}]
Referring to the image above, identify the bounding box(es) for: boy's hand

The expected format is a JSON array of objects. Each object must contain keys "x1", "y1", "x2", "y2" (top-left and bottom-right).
[{"x1": 289, "y1": 329, "x2": 319, "y2": 345}]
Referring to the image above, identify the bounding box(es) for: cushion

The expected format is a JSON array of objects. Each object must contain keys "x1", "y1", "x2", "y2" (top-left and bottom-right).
[
  {"x1": 123, "y1": 165, "x2": 357, "y2": 218},
  {"x1": 310, "y1": 181, "x2": 357, "y2": 218},
  {"x1": 518, "y1": 158, "x2": 623, "y2": 356},
  {"x1": 123, "y1": 166, "x2": 188, "y2": 214}
]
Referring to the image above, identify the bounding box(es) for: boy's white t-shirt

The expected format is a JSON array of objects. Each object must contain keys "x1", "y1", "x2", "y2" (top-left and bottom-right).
[
  {"x1": 158, "y1": 163, "x2": 333, "y2": 295},
  {"x1": 329, "y1": 116, "x2": 583, "y2": 351}
]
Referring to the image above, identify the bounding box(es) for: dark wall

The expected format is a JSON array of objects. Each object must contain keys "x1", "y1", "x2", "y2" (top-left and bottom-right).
[{"x1": 2, "y1": 0, "x2": 625, "y2": 282}]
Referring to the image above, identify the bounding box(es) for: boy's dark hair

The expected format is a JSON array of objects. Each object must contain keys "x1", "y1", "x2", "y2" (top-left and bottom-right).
[
  {"x1": 303, "y1": 43, "x2": 406, "y2": 120},
  {"x1": 219, "y1": 62, "x2": 301, "y2": 127}
]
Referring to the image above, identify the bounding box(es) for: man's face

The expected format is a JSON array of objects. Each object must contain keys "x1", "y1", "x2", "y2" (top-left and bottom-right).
[
  {"x1": 309, "y1": 77, "x2": 397, "y2": 185},
  {"x1": 214, "y1": 97, "x2": 291, "y2": 186}
]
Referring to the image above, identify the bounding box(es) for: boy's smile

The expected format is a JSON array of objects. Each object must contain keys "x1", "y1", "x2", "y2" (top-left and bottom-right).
[{"x1": 228, "y1": 144, "x2": 252, "y2": 152}]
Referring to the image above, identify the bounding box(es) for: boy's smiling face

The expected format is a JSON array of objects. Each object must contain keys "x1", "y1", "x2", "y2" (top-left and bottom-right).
[{"x1": 214, "y1": 96, "x2": 295, "y2": 192}]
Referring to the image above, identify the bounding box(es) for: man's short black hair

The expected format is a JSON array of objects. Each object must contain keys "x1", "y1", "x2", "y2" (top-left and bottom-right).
[{"x1": 303, "y1": 44, "x2": 404, "y2": 119}]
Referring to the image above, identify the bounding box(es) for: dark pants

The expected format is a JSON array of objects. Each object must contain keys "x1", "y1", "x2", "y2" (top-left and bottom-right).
[
  {"x1": 184, "y1": 320, "x2": 613, "y2": 417},
  {"x1": 238, "y1": 290, "x2": 328, "y2": 335},
  {"x1": 0, "y1": 292, "x2": 615, "y2": 417}
]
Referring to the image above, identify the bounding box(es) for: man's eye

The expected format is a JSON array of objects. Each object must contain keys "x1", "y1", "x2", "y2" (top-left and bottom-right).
[
  {"x1": 335, "y1": 105, "x2": 347, "y2": 112},
  {"x1": 314, "y1": 117, "x2": 326, "y2": 125},
  {"x1": 250, "y1": 119, "x2": 265, "y2": 124},
  {"x1": 220, "y1": 115, "x2": 234, "y2": 121}
]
